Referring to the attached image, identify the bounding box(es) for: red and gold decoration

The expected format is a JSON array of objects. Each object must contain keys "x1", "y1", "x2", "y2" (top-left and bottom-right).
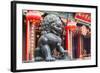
[
  {"x1": 25, "y1": 11, "x2": 42, "y2": 61},
  {"x1": 65, "y1": 20, "x2": 77, "y2": 59},
  {"x1": 75, "y1": 13, "x2": 91, "y2": 24}
]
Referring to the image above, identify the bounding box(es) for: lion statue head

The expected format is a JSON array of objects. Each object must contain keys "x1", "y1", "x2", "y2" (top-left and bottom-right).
[{"x1": 41, "y1": 14, "x2": 63, "y2": 36}]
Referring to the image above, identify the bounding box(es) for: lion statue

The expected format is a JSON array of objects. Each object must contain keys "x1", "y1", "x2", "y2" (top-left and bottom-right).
[{"x1": 35, "y1": 14, "x2": 67, "y2": 61}]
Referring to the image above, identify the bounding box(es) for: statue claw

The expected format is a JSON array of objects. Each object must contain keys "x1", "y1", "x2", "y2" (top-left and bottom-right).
[{"x1": 45, "y1": 57, "x2": 56, "y2": 61}]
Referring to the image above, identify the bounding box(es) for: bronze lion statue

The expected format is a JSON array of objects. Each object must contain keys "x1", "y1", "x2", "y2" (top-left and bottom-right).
[{"x1": 35, "y1": 14, "x2": 67, "y2": 61}]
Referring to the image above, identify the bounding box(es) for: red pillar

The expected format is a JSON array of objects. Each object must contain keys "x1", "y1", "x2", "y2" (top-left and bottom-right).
[
  {"x1": 25, "y1": 12, "x2": 42, "y2": 62},
  {"x1": 65, "y1": 26, "x2": 69, "y2": 50},
  {"x1": 25, "y1": 17, "x2": 30, "y2": 61}
]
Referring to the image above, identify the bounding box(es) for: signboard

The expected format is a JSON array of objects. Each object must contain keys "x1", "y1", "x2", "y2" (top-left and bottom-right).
[{"x1": 75, "y1": 13, "x2": 91, "y2": 24}]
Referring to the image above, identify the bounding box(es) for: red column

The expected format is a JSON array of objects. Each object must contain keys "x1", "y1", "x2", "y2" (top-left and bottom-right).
[
  {"x1": 65, "y1": 26, "x2": 69, "y2": 50},
  {"x1": 65, "y1": 21, "x2": 77, "y2": 59},
  {"x1": 25, "y1": 17, "x2": 29, "y2": 61},
  {"x1": 25, "y1": 12, "x2": 42, "y2": 62}
]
